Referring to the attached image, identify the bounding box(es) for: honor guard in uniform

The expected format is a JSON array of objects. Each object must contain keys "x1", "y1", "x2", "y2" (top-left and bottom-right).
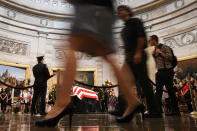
[{"x1": 31, "y1": 56, "x2": 50, "y2": 115}]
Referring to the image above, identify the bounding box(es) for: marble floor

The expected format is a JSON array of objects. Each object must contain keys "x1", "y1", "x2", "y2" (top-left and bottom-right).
[{"x1": 0, "y1": 113, "x2": 197, "y2": 131}]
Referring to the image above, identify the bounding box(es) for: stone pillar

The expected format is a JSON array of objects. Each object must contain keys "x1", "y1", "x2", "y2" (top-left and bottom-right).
[{"x1": 37, "y1": 32, "x2": 48, "y2": 57}]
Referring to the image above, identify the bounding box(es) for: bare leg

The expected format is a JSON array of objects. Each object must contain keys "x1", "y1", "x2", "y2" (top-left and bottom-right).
[
  {"x1": 45, "y1": 49, "x2": 77, "y2": 119},
  {"x1": 103, "y1": 55, "x2": 141, "y2": 117},
  {"x1": 44, "y1": 34, "x2": 140, "y2": 119},
  {"x1": 6, "y1": 106, "x2": 8, "y2": 113},
  {"x1": 70, "y1": 34, "x2": 141, "y2": 117}
]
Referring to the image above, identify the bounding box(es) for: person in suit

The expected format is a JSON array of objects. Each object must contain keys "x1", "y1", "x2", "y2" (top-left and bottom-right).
[{"x1": 31, "y1": 56, "x2": 50, "y2": 116}]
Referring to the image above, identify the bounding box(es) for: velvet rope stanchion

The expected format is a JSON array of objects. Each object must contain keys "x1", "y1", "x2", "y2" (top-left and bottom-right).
[
  {"x1": 0, "y1": 78, "x2": 118, "y2": 90},
  {"x1": 0, "y1": 80, "x2": 34, "y2": 89},
  {"x1": 74, "y1": 77, "x2": 157, "y2": 89},
  {"x1": 74, "y1": 80, "x2": 118, "y2": 88}
]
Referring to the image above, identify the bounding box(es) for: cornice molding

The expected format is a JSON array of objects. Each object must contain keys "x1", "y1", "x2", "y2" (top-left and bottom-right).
[
  {"x1": 0, "y1": 0, "x2": 174, "y2": 19},
  {"x1": 145, "y1": 1, "x2": 197, "y2": 23},
  {"x1": 0, "y1": 0, "x2": 73, "y2": 19},
  {"x1": 114, "y1": 0, "x2": 197, "y2": 29},
  {"x1": 0, "y1": 11, "x2": 72, "y2": 31},
  {"x1": 0, "y1": 0, "x2": 196, "y2": 39},
  {"x1": 133, "y1": 0, "x2": 173, "y2": 14}
]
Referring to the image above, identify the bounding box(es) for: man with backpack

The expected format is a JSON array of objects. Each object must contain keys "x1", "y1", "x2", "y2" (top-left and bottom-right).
[{"x1": 149, "y1": 35, "x2": 180, "y2": 116}]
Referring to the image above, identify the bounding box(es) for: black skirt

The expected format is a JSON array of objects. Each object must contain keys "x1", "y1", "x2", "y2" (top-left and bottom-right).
[{"x1": 71, "y1": 3, "x2": 116, "y2": 55}]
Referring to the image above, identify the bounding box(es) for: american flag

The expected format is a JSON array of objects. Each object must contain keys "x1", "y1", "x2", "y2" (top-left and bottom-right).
[
  {"x1": 73, "y1": 86, "x2": 99, "y2": 101},
  {"x1": 180, "y1": 84, "x2": 190, "y2": 96}
]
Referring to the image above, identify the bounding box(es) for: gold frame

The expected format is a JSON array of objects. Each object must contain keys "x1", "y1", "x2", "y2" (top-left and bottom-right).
[
  {"x1": 178, "y1": 54, "x2": 197, "y2": 62},
  {"x1": 77, "y1": 68, "x2": 98, "y2": 86},
  {"x1": 49, "y1": 67, "x2": 98, "y2": 91},
  {"x1": 0, "y1": 61, "x2": 30, "y2": 86}
]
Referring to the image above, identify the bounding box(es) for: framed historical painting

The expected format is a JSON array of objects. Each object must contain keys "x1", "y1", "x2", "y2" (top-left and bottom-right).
[
  {"x1": 0, "y1": 61, "x2": 30, "y2": 97},
  {"x1": 49, "y1": 68, "x2": 97, "y2": 91}
]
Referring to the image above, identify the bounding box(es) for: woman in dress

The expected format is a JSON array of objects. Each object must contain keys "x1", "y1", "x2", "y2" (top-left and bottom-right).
[{"x1": 36, "y1": 0, "x2": 142, "y2": 126}]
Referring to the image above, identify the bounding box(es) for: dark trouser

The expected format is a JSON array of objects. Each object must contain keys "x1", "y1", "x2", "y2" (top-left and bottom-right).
[
  {"x1": 186, "y1": 101, "x2": 193, "y2": 112},
  {"x1": 126, "y1": 53, "x2": 160, "y2": 113},
  {"x1": 155, "y1": 69, "x2": 179, "y2": 113},
  {"x1": 184, "y1": 92, "x2": 193, "y2": 112},
  {"x1": 31, "y1": 86, "x2": 47, "y2": 114},
  {"x1": 1, "y1": 101, "x2": 6, "y2": 112}
]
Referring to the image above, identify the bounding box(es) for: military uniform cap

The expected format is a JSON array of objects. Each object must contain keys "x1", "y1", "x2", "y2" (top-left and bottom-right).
[{"x1": 37, "y1": 56, "x2": 44, "y2": 61}]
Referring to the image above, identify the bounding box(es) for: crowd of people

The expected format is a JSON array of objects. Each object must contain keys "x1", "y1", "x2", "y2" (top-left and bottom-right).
[
  {"x1": 0, "y1": 76, "x2": 197, "y2": 115},
  {"x1": 156, "y1": 74, "x2": 197, "y2": 114},
  {"x1": 0, "y1": 86, "x2": 55, "y2": 114},
  {"x1": 174, "y1": 75, "x2": 197, "y2": 112}
]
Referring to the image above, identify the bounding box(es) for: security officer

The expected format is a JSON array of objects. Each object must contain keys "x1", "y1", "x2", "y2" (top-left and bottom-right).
[{"x1": 31, "y1": 56, "x2": 50, "y2": 116}]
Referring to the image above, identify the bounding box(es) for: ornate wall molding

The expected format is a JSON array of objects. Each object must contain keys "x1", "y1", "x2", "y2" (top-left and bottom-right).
[
  {"x1": 0, "y1": 0, "x2": 196, "y2": 34},
  {"x1": 7, "y1": 10, "x2": 16, "y2": 18},
  {"x1": 54, "y1": 48, "x2": 92, "y2": 60},
  {"x1": 33, "y1": 0, "x2": 73, "y2": 8},
  {"x1": 0, "y1": 0, "x2": 175, "y2": 19},
  {"x1": 0, "y1": 0, "x2": 74, "y2": 19},
  {"x1": 40, "y1": 19, "x2": 48, "y2": 26},
  {"x1": 54, "y1": 49, "x2": 64, "y2": 59},
  {"x1": 136, "y1": 0, "x2": 196, "y2": 22},
  {"x1": 175, "y1": 0, "x2": 184, "y2": 8},
  {"x1": 115, "y1": 0, "x2": 165, "y2": 10},
  {"x1": 0, "y1": 36, "x2": 29, "y2": 56},
  {"x1": 163, "y1": 29, "x2": 197, "y2": 48},
  {"x1": 0, "y1": 5, "x2": 72, "y2": 31},
  {"x1": 114, "y1": 0, "x2": 197, "y2": 38}
]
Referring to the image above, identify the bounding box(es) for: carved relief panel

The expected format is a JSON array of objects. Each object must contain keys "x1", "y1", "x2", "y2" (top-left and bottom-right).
[
  {"x1": 54, "y1": 48, "x2": 92, "y2": 60},
  {"x1": 163, "y1": 29, "x2": 197, "y2": 48},
  {"x1": 0, "y1": 36, "x2": 29, "y2": 56}
]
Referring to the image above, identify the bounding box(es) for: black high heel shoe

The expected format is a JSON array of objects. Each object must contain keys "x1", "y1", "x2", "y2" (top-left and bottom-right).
[
  {"x1": 35, "y1": 102, "x2": 75, "y2": 127},
  {"x1": 116, "y1": 104, "x2": 145, "y2": 123}
]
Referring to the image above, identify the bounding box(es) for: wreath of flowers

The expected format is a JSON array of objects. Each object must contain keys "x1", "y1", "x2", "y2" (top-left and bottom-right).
[{"x1": 96, "y1": 79, "x2": 117, "y2": 107}]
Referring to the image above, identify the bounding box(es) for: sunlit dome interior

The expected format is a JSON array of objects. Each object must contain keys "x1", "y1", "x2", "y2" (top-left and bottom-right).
[{"x1": 0, "y1": 1, "x2": 197, "y2": 130}]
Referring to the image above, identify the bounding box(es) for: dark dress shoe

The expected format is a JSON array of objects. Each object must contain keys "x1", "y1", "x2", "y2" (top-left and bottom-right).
[
  {"x1": 40, "y1": 112, "x2": 48, "y2": 116},
  {"x1": 109, "y1": 110, "x2": 123, "y2": 117},
  {"x1": 144, "y1": 112, "x2": 162, "y2": 118},
  {"x1": 31, "y1": 111, "x2": 37, "y2": 116},
  {"x1": 165, "y1": 111, "x2": 181, "y2": 116},
  {"x1": 116, "y1": 104, "x2": 145, "y2": 123}
]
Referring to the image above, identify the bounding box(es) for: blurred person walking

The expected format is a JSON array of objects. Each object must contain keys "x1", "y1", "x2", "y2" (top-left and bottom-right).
[
  {"x1": 36, "y1": 0, "x2": 143, "y2": 126},
  {"x1": 116, "y1": 5, "x2": 161, "y2": 118}
]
